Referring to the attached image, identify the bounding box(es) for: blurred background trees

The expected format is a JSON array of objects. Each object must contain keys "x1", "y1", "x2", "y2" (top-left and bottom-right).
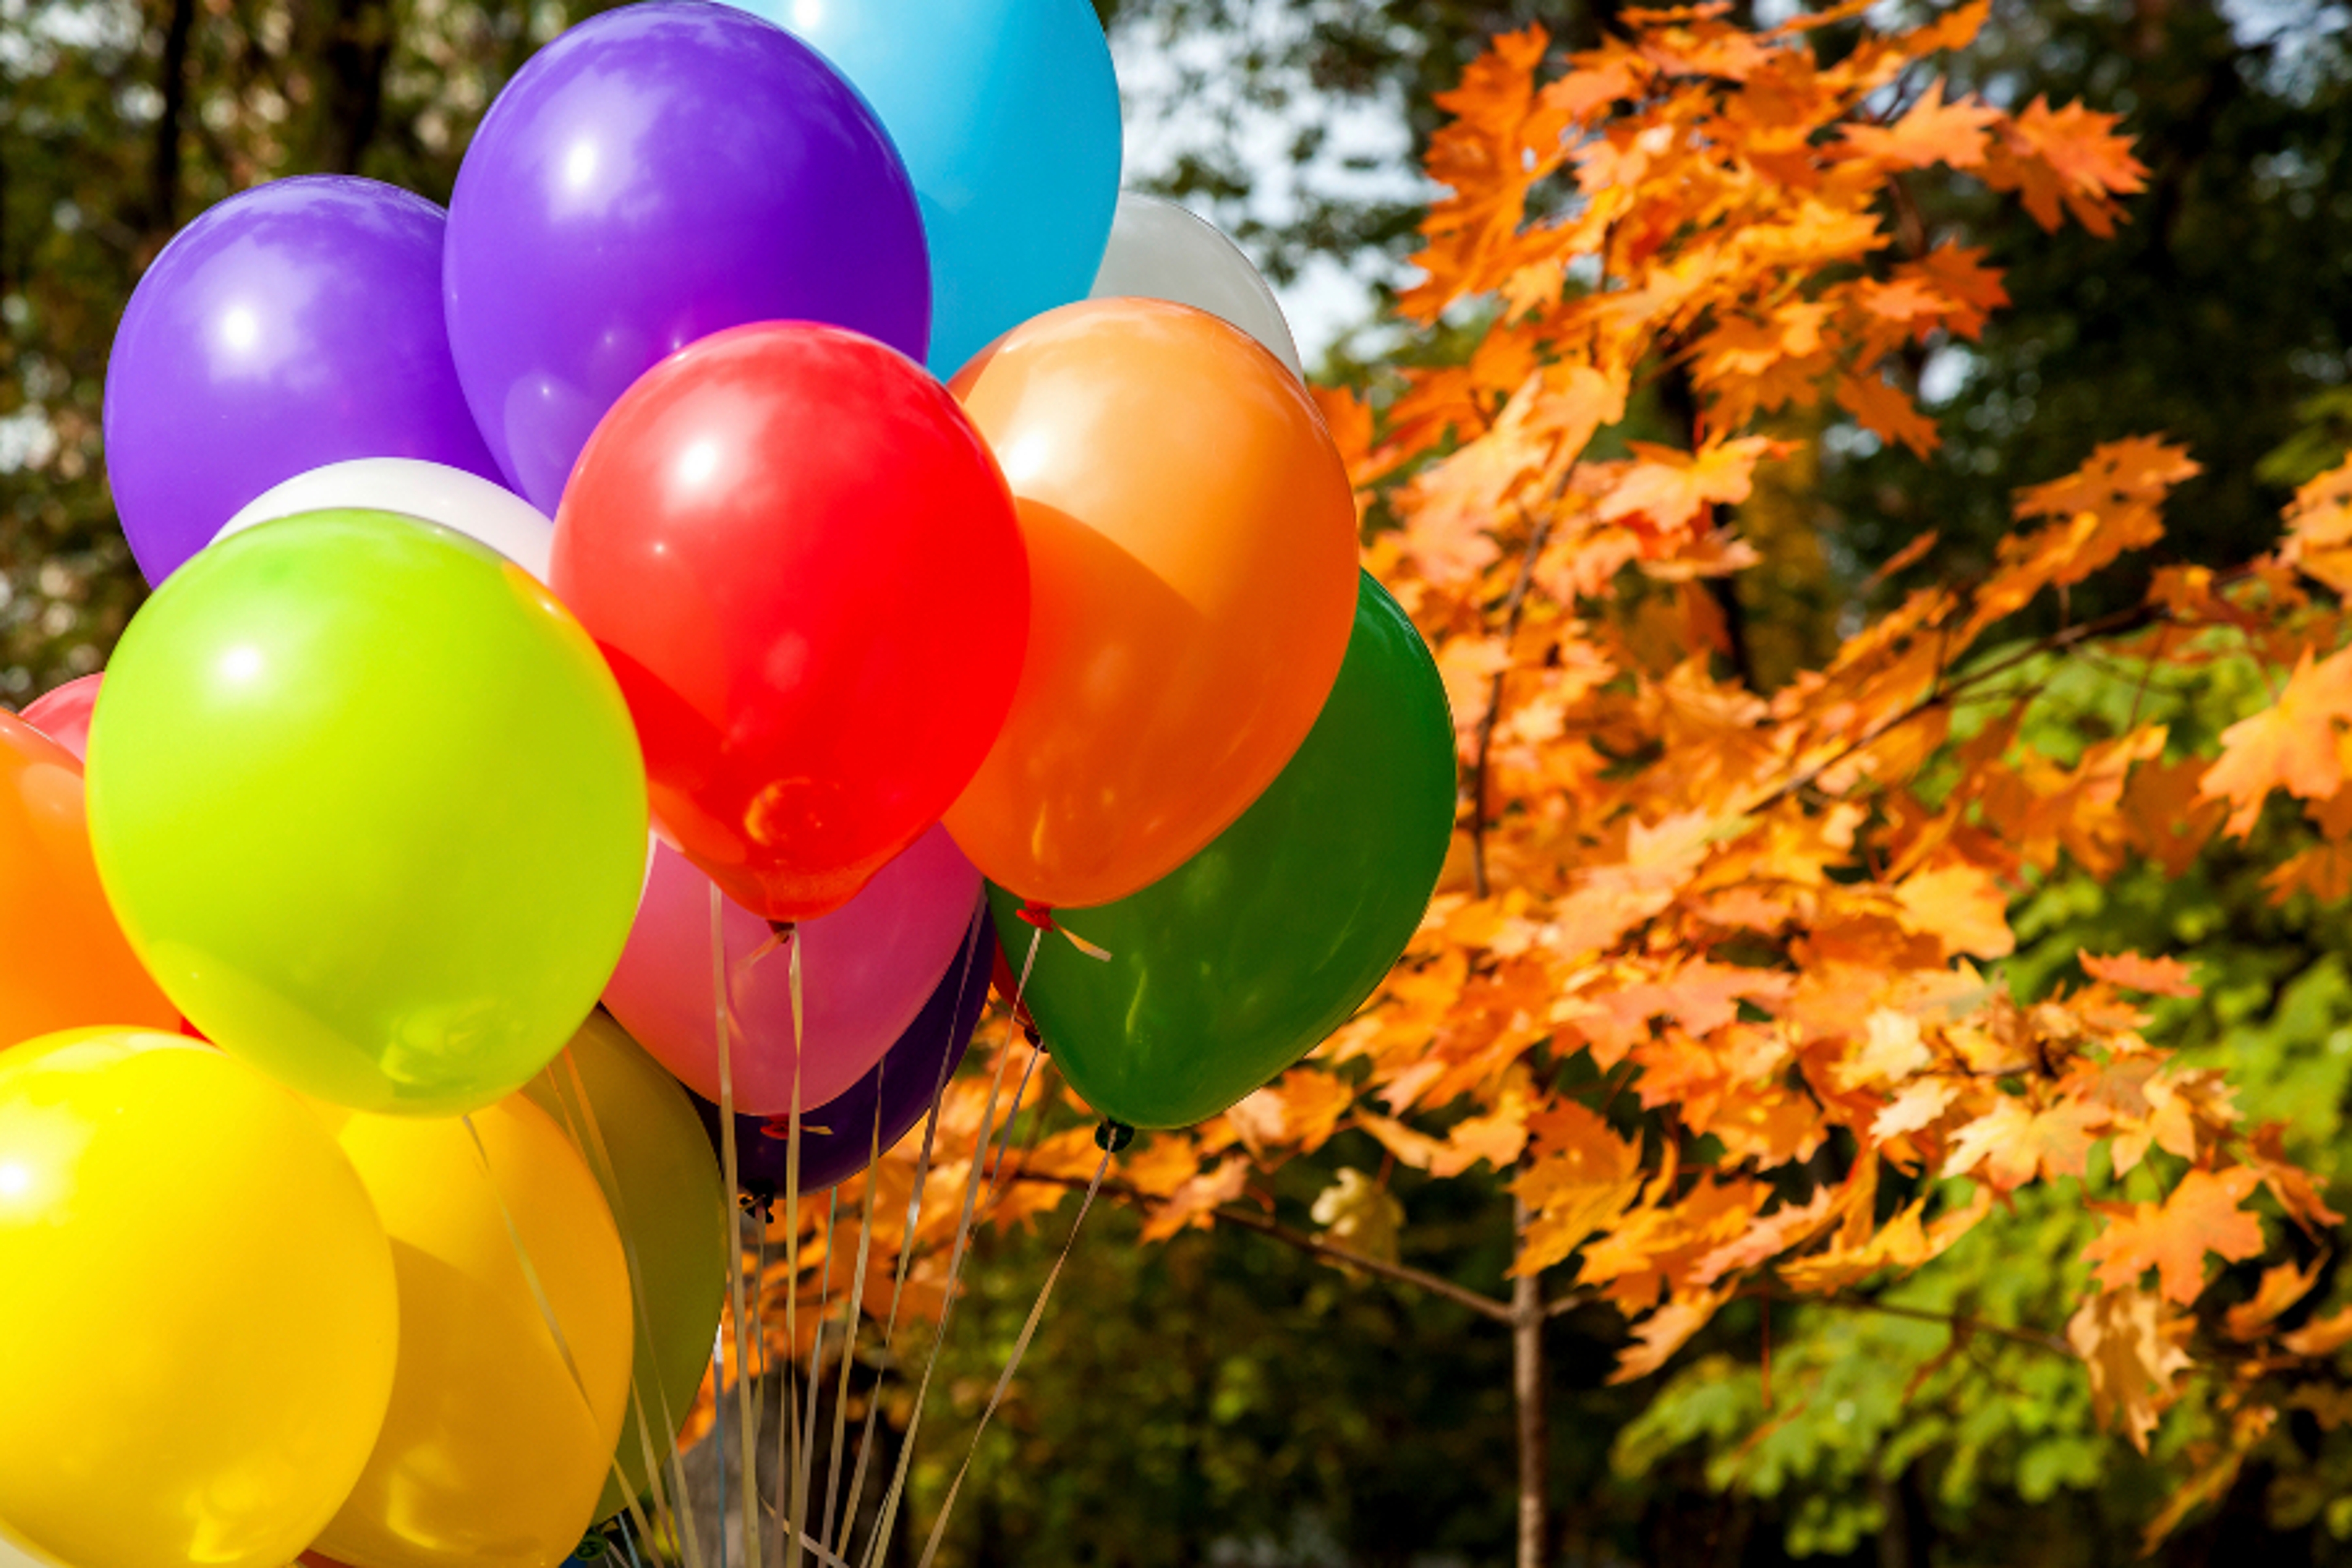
[{"x1": 15, "y1": 0, "x2": 2352, "y2": 1562}]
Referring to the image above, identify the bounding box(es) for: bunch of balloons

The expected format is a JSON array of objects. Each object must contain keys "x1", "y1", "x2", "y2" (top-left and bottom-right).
[{"x1": 0, "y1": 0, "x2": 1455, "y2": 1564}]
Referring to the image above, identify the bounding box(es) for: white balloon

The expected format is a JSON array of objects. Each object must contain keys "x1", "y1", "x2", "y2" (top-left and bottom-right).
[
  {"x1": 214, "y1": 458, "x2": 556, "y2": 582},
  {"x1": 1090, "y1": 192, "x2": 1305, "y2": 380},
  {"x1": 0, "y1": 1529, "x2": 57, "y2": 1567}
]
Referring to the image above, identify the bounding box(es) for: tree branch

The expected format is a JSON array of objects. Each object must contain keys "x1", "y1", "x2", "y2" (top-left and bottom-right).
[
  {"x1": 1471, "y1": 468, "x2": 1581, "y2": 899},
  {"x1": 1744, "y1": 1283, "x2": 2076, "y2": 1359},
  {"x1": 1008, "y1": 1170, "x2": 1516, "y2": 1324}
]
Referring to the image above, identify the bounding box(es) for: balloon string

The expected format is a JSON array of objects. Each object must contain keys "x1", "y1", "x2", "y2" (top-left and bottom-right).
[
  {"x1": 821, "y1": 1065, "x2": 886, "y2": 1552},
  {"x1": 779, "y1": 923, "x2": 808, "y2": 1568},
  {"x1": 835, "y1": 900, "x2": 986, "y2": 1564},
  {"x1": 983, "y1": 1041, "x2": 1046, "y2": 1209},
  {"x1": 546, "y1": 1048, "x2": 687, "y2": 1561},
  {"x1": 785, "y1": 1188, "x2": 838, "y2": 1564},
  {"x1": 712, "y1": 1331, "x2": 729, "y2": 1568},
  {"x1": 557, "y1": 1048, "x2": 707, "y2": 1568},
  {"x1": 987, "y1": 1054, "x2": 1060, "y2": 1216},
  {"x1": 756, "y1": 1219, "x2": 772, "y2": 1497},
  {"x1": 913, "y1": 1142, "x2": 1115, "y2": 1568},
  {"x1": 460, "y1": 1110, "x2": 636, "y2": 1553},
  {"x1": 859, "y1": 921, "x2": 1045, "y2": 1568},
  {"x1": 714, "y1": 883, "x2": 764, "y2": 1568}
]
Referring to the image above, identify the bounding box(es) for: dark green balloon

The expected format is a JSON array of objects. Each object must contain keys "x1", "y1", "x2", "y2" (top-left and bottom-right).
[{"x1": 989, "y1": 571, "x2": 1456, "y2": 1129}]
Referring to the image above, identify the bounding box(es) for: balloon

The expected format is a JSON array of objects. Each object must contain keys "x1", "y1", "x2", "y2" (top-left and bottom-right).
[
  {"x1": 0, "y1": 1029, "x2": 398, "y2": 1568},
  {"x1": 18, "y1": 673, "x2": 100, "y2": 761},
  {"x1": 763, "y1": 0, "x2": 1121, "y2": 376},
  {"x1": 1091, "y1": 194, "x2": 1303, "y2": 379},
  {"x1": 521, "y1": 1012, "x2": 728, "y2": 1523},
  {"x1": 86, "y1": 511, "x2": 647, "y2": 1117},
  {"x1": 701, "y1": 908, "x2": 994, "y2": 1199},
  {"x1": 944, "y1": 299, "x2": 1360, "y2": 910},
  {"x1": 554, "y1": 323, "x2": 1025, "y2": 920},
  {"x1": 221, "y1": 458, "x2": 554, "y2": 582},
  {"x1": 446, "y1": 1, "x2": 930, "y2": 510},
  {"x1": 103, "y1": 176, "x2": 500, "y2": 584},
  {"x1": 606, "y1": 824, "x2": 982, "y2": 1116},
  {"x1": 989, "y1": 574, "x2": 1455, "y2": 1128},
  {"x1": 312, "y1": 1096, "x2": 633, "y2": 1568},
  {"x1": 0, "y1": 713, "x2": 177, "y2": 1047}
]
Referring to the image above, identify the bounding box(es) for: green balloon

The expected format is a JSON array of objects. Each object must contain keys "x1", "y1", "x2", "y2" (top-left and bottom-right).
[
  {"x1": 523, "y1": 1011, "x2": 728, "y2": 1524},
  {"x1": 991, "y1": 572, "x2": 1456, "y2": 1129},
  {"x1": 87, "y1": 510, "x2": 647, "y2": 1117}
]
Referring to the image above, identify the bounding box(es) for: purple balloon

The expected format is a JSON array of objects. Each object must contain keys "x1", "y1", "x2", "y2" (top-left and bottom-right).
[
  {"x1": 445, "y1": 0, "x2": 933, "y2": 511},
  {"x1": 700, "y1": 911, "x2": 994, "y2": 1199},
  {"x1": 102, "y1": 176, "x2": 503, "y2": 584}
]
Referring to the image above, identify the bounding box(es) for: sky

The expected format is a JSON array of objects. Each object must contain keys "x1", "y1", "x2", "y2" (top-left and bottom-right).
[{"x1": 1106, "y1": 0, "x2": 1432, "y2": 368}]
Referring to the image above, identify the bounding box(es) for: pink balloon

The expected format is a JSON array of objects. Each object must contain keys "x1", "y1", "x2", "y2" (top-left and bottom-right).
[
  {"x1": 19, "y1": 674, "x2": 100, "y2": 761},
  {"x1": 606, "y1": 822, "x2": 982, "y2": 1114}
]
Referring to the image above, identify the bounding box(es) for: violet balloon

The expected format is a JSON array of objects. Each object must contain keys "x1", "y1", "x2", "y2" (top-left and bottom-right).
[
  {"x1": 103, "y1": 176, "x2": 503, "y2": 584},
  {"x1": 699, "y1": 911, "x2": 993, "y2": 1199},
  {"x1": 605, "y1": 824, "x2": 981, "y2": 1116},
  {"x1": 444, "y1": 1, "x2": 932, "y2": 510}
]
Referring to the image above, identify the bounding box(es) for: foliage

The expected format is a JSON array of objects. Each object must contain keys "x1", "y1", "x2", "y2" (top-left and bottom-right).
[{"x1": 707, "y1": 7, "x2": 2352, "y2": 1560}]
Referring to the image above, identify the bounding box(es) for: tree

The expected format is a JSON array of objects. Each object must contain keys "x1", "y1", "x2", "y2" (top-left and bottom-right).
[{"x1": 689, "y1": 8, "x2": 2352, "y2": 1565}]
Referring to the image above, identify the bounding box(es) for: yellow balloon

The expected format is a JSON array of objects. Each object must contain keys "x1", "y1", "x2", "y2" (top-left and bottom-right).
[
  {"x1": 0, "y1": 1030, "x2": 398, "y2": 1568},
  {"x1": 313, "y1": 1096, "x2": 632, "y2": 1568},
  {"x1": 523, "y1": 1012, "x2": 727, "y2": 1522}
]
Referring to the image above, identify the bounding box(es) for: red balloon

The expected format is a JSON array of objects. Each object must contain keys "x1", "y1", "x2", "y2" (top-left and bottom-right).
[
  {"x1": 19, "y1": 673, "x2": 100, "y2": 761},
  {"x1": 553, "y1": 323, "x2": 1027, "y2": 921}
]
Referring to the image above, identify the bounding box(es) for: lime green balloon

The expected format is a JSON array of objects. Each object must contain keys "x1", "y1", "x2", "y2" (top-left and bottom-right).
[
  {"x1": 87, "y1": 510, "x2": 647, "y2": 1117},
  {"x1": 990, "y1": 572, "x2": 1456, "y2": 1129},
  {"x1": 523, "y1": 1011, "x2": 728, "y2": 1523}
]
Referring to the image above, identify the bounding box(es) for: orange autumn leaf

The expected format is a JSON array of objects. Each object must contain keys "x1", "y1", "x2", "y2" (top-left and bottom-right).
[
  {"x1": 1894, "y1": 861, "x2": 2015, "y2": 959},
  {"x1": 1597, "y1": 439, "x2": 1784, "y2": 532},
  {"x1": 2068, "y1": 1286, "x2": 2193, "y2": 1453},
  {"x1": 2201, "y1": 646, "x2": 2352, "y2": 834},
  {"x1": 1838, "y1": 80, "x2": 2003, "y2": 170},
  {"x1": 2079, "y1": 949, "x2": 2201, "y2": 998},
  {"x1": 2084, "y1": 1167, "x2": 2267, "y2": 1305},
  {"x1": 2225, "y1": 1258, "x2": 2323, "y2": 1341}
]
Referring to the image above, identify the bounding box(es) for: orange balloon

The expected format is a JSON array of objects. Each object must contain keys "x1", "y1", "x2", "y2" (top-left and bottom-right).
[
  {"x1": 944, "y1": 299, "x2": 1359, "y2": 908},
  {"x1": 0, "y1": 711, "x2": 176, "y2": 1047}
]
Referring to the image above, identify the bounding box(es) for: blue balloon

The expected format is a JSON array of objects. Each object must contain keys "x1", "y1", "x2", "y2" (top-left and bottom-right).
[{"x1": 734, "y1": 0, "x2": 1123, "y2": 377}]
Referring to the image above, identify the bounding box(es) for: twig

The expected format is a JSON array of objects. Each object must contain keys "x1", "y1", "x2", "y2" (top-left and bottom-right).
[
  {"x1": 1742, "y1": 1283, "x2": 2076, "y2": 1359},
  {"x1": 1472, "y1": 470, "x2": 1582, "y2": 898},
  {"x1": 1009, "y1": 1170, "x2": 1516, "y2": 1325}
]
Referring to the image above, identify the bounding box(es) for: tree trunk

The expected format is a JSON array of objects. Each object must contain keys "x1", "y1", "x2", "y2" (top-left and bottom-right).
[
  {"x1": 148, "y1": 0, "x2": 194, "y2": 235},
  {"x1": 1512, "y1": 1194, "x2": 1549, "y2": 1568},
  {"x1": 308, "y1": 0, "x2": 393, "y2": 174}
]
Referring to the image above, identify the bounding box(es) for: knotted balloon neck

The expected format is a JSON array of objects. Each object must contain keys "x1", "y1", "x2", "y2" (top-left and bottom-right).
[
  {"x1": 1015, "y1": 900, "x2": 1115, "y2": 963},
  {"x1": 1095, "y1": 1120, "x2": 1135, "y2": 1153}
]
